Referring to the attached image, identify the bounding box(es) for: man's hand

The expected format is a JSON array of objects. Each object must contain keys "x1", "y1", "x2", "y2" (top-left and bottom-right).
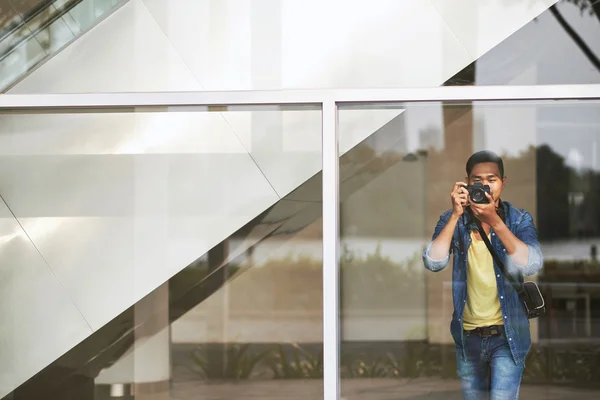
[
  {"x1": 450, "y1": 182, "x2": 468, "y2": 217},
  {"x1": 468, "y1": 192, "x2": 502, "y2": 227},
  {"x1": 426, "y1": 181, "x2": 468, "y2": 262}
]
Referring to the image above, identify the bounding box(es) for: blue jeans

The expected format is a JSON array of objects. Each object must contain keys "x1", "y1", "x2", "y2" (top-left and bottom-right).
[{"x1": 456, "y1": 329, "x2": 525, "y2": 400}]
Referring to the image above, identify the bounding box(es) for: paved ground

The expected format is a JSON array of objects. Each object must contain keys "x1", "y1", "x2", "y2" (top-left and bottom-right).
[{"x1": 169, "y1": 378, "x2": 600, "y2": 399}]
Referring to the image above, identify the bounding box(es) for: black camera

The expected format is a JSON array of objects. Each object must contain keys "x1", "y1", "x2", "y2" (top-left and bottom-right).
[{"x1": 463, "y1": 182, "x2": 491, "y2": 204}]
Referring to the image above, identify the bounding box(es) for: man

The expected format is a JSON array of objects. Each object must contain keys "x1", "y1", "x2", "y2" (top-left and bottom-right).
[{"x1": 422, "y1": 150, "x2": 543, "y2": 399}]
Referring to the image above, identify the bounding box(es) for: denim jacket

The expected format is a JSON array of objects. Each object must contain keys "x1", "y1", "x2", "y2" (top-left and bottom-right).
[{"x1": 422, "y1": 200, "x2": 543, "y2": 364}]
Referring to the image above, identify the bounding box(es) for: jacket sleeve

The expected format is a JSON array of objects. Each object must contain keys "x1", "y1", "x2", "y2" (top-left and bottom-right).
[
  {"x1": 506, "y1": 210, "x2": 544, "y2": 276},
  {"x1": 422, "y1": 210, "x2": 453, "y2": 272}
]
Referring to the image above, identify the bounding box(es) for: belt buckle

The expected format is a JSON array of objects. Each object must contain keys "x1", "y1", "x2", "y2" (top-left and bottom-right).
[{"x1": 483, "y1": 326, "x2": 499, "y2": 337}]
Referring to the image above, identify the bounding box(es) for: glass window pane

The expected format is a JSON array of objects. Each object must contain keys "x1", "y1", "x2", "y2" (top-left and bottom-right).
[
  {"x1": 339, "y1": 99, "x2": 600, "y2": 399},
  {"x1": 0, "y1": 104, "x2": 324, "y2": 400}
]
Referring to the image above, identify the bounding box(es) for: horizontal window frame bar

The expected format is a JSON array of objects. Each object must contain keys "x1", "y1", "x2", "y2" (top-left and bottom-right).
[{"x1": 1, "y1": 84, "x2": 600, "y2": 110}]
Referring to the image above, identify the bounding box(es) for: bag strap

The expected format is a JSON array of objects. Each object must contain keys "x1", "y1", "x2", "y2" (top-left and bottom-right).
[{"x1": 466, "y1": 207, "x2": 526, "y2": 298}]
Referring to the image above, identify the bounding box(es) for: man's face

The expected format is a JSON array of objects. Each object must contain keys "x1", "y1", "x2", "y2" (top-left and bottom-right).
[{"x1": 466, "y1": 162, "x2": 506, "y2": 202}]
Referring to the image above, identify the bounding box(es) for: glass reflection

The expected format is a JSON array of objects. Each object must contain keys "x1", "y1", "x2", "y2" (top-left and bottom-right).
[
  {"x1": 446, "y1": 1, "x2": 600, "y2": 86},
  {"x1": 0, "y1": 105, "x2": 325, "y2": 400},
  {"x1": 339, "y1": 100, "x2": 600, "y2": 399},
  {"x1": 93, "y1": 221, "x2": 325, "y2": 400}
]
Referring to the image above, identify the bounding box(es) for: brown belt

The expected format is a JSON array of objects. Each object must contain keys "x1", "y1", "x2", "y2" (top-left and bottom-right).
[{"x1": 465, "y1": 325, "x2": 504, "y2": 337}]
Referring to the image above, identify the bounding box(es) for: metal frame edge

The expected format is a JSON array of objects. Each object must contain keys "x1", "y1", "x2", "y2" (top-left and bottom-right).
[
  {"x1": 322, "y1": 100, "x2": 340, "y2": 400},
  {"x1": 1, "y1": 84, "x2": 600, "y2": 109}
]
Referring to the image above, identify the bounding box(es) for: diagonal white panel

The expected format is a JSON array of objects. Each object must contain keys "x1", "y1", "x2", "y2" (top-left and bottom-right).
[
  {"x1": 430, "y1": 0, "x2": 559, "y2": 59},
  {"x1": 0, "y1": 200, "x2": 92, "y2": 399},
  {"x1": 139, "y1": 0, "x2": 253, "y2": 91}
]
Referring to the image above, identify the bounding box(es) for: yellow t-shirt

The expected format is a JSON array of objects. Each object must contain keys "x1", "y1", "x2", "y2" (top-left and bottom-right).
[{"x1": 462, "y1": 230, "x2": 504, "y2": 330}]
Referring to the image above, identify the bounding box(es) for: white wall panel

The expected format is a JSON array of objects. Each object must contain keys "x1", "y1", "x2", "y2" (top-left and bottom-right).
[
  {"x1": 430, "y1": 0, "x2": 559, "y2": 59},
  {"x1": 0, "y1": 200, "x2": 93, "y2": 399},
  {"x1": 139, "y1": 0, "x2": 253, "y2": 91},
  {"x1": 10, "y1": 0, "x2": 474, "y2": 93},
  {"x1": 279, "y1": 0, "x2": 471, "y2": 89},
  {"x1": 139, "y1": 0, "x2": 472, "y2": 90}
]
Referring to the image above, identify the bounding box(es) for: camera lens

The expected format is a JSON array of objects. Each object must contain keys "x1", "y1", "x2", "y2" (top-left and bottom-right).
[{"x1": 471, "y1": 189, "x2": 484, "y2": 203}]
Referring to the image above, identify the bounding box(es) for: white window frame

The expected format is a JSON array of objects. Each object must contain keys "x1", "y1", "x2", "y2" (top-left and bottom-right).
[{"x1": 2, "y1": 84, "x2": 600, "y2": 400}]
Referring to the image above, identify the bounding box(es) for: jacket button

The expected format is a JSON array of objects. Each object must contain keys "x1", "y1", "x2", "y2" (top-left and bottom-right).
[{"x1": 500, "y1": 296, "x2": 504, "y2": 299}]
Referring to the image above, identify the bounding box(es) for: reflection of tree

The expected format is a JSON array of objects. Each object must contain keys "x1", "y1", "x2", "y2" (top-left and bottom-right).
[
  {"x1": 565, "y1": 0, "x2": 600, "y2": 23},
  {"x1": 445, "y1": 0, "x2": 600, "y2": 86},
  {"x1": 536, "y1": 145, "x2": 571, "y2": 240},
  {"x1": 571, "y1": 166, "x2": 600, "y2": 237},
  {"x1": 551, "y1": 2, "x2": 600, "y2": 72},
  {"x1": 536, "y1": 144, "x2": 600, "y2": 240}
]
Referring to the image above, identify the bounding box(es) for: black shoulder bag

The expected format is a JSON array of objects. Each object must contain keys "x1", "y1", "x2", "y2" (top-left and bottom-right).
[{"x1": 468, "y1": 208, "x2": 545, "y2": 319}]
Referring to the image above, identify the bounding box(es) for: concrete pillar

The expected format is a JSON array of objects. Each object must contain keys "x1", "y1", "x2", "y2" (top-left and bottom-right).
[
  {"x1": 205, "y1": 241, "x2": 230, "y2": 379},
  {"x1": 94, "y1": 283, "x2": 171, "y2": 400},
  {"x1": 131, "y1": 283, "x2": 170, "y2": 400}
]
